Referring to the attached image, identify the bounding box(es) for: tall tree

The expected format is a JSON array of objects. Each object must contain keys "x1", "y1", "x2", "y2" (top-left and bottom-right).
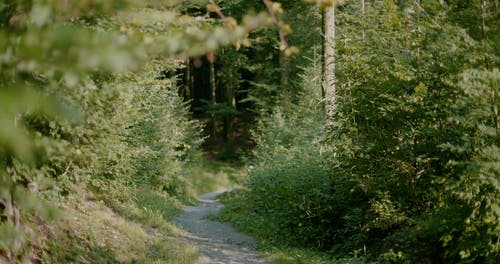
[
  {"x1": 322, "y1": 2, "x2": 337, "y2": 119},
  {"x1": 208, "y1": 52, "x2": 218, "y2": 138}
]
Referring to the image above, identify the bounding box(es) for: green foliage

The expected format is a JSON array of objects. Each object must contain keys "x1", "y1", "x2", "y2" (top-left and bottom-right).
[
  {"x1": 40, "y1": 191, "x2": 200, "y2": 264},
  {"x1": 1, "y1": 1, "x2": 143, "y2": 259},
  {"x1": 218, "y1": 0, "x2": 322, "y2": 111},
  {"x1": 0, "y1": 0, "x2": 267, "y2": 261},
  {"x1": 217, "y1": 190, "x2": 362, "y2": 264},
  {"x1": 221, "y1": 1, "x2": 499, "y2": 263},
  {"x1": 222, "y1": 58, "x2": 341, "y2": 248},
  {"x1": 2, "y1": 0, "x2": 498, "y2": 263},
  {"x1": 330, "y1": 1, "x2": 499, "y2": 261}
]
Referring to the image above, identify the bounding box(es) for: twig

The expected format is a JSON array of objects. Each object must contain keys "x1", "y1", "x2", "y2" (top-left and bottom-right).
[
  {"x1": 262, "y1": 0, "x2": 290, "y2": 52},
  {"x1": 207, "y1": 0, "x2": 241, "y2": 50}
]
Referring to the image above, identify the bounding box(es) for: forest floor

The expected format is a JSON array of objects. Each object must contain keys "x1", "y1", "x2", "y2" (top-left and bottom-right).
[{"x1": 173, "y1": 190, "x2": 269, "y2": 264}]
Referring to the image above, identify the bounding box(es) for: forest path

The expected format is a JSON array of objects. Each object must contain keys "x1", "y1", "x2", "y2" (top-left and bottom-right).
[{"x1": 172, "y1": 190, "x2": 269, "y2": 264}]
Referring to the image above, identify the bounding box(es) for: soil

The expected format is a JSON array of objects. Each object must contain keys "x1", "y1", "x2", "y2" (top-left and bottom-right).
[{"x1": 173, "y1": 190, "x2": 269, "y2": 264}]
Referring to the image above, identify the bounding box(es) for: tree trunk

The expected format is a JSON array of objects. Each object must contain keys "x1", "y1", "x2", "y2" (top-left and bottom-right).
[
  {"x1": 262, "y1": 0, "x2": 291, "y2": 96},
  {"x1": 223, "y1": 84, "x2": 236, "y2": 144},
  {"x1": 280, "y1": 52, "x2": 290, "y2": 98},
  {"x1": 209, "y1": 58, "x2": 217, "y2": 138},
  {"x1": 323, "y1": 5, "x2": 336, "y2": 119},
  {"x1": 185, "y1": 58, "x2": 192, "y2": 101},
  {"x1": 361, "y1": 0, "x2": 366, "y2": 41}
]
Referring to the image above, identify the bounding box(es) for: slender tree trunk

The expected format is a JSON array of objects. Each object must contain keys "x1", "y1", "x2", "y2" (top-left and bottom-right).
[
  {"x1": 361, "y1": 0, "x2": 365, "y2": 41},
  {"x1": 209, "y1": 58, "x2": 217, "y2": 138},
  {"x1": 262, "y1": 0, "x2": 291, "y2": 95},
  {"x1": 185, "y1": 58, "x2": 191, "y2": 101},
  {"x1": 323, "y1": 5, "x2": 336, "y2": 119},
  {"x1": 321, "y1": 8, "x2": 326, "y2": 101},
  {"x1": 492, "y1": 85, "x2": 499, "y2": 133},
  {"x1": 481, "y1": 0, "x2": 487, "y2": 38},
  {"x1": 280, "y1": 53, "x2": 290, "y2": 97},
  {"x1": 223, "y1": 84, "x2": 236, "y2": 144}
]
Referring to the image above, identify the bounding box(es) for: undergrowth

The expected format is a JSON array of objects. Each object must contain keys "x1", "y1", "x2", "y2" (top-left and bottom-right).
[
  {"x1": 41, "y1": 187, "x2": 199, "y2": 264},
  {"x1": 217, "y1": 190, "x2": 364, "y2": 264},
  {"x1": 215, "y1": 61, "x2": 364, "y2": 264},
  {"x1": 185, "y1": 157, "x2": 245, "y2": 196},
  {"x1": 39, "y1": 156, "x2": 244, "y2": 263}
]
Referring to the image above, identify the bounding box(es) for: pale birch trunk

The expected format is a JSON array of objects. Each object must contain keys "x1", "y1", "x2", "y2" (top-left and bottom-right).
[
  {"x1": 362, "y1": 0, "x2": 365, "y2": 41},
  {"x1": 323, "y1": 5, "x2": 336, "y2": 119}
]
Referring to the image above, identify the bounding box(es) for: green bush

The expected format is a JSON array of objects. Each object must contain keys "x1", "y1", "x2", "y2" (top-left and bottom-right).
[
  {"x1": 0, "y1": 3, "x2": 202, "y2": 261},
  {"x1": 243, "y1": 58, "x2": 339, "y2": 246},
  {"x1": 330, "y1": 1, "x2": 499, "y2": 261},
  {"x1": 232, "y1": 1, "x2": 499, "y2": 263}
]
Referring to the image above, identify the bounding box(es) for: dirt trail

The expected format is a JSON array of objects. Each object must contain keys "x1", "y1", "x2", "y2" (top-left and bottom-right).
[{"x1": 173, "y1": 190, "x2": 269, "y2": 264}]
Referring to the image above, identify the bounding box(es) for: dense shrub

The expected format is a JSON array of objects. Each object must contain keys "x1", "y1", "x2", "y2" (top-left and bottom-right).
[
  {"x1": 237, "y1": 1, "x2": 499, "y2": 263},
  {"x1": 0, "y1": 2, "x2": 211, "y2": 261},
  {"x1": 243, "y1": 60, "x2": 338, "y2": 246},
  {"x1": 331, "y1": 1, "x2": 499, "y2": 262}
]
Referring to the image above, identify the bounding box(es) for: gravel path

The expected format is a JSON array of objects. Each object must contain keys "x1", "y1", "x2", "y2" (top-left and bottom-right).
[{"x1": 173, "y1": 190, "x2": 269, "y2": 264}]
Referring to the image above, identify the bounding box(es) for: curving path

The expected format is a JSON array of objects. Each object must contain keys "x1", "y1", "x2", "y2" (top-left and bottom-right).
[{"x1": 172, "y1": 190, "x2": 269, "y2": 264}]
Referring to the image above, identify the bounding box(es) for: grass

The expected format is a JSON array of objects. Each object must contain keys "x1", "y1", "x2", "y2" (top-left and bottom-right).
[
  {"x1": 38, "y1": 157, "x2": 245, "y2": 263},
  {"x1": 100, "y1": 186, "x2": 183, "y2": 230},
  {"x1": 216, "y1": 190, "x2": 365, "y2": 264},
  {"x1": 184, "y1": 157, "x2": 246, "y2": 196},
  {"x1": 42, "y1": 188, "x2": 199, "y2": 264},
  {"x1": 35, "y1": 158, "x2": 363, "y2": 263}
]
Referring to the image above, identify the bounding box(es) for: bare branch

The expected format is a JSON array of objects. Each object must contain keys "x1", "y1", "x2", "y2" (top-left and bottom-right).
[{"x1": 262, "y1": 0, "x2": 292, "y2": 53}]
